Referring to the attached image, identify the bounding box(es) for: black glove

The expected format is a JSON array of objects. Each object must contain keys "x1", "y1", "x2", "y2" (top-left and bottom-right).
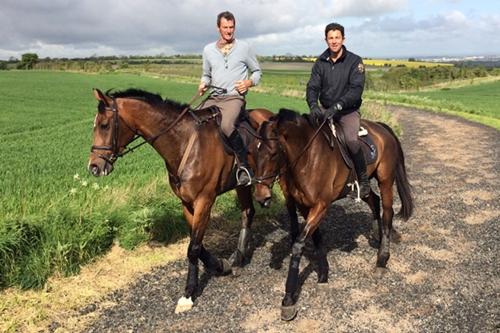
[
  {"x1": 325, "y1": 102, "x2": 343, "y2": 120},
  {"x1": 310, "y1": 105, "x2": 323, "y2": 124}
]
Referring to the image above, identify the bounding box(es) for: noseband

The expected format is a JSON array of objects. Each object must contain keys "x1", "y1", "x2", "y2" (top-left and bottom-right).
[
  {"x1": 253, "y1": 136, "x2": 284, "y2": 189},
  {"x1": 90, "y1": 100, "x2": 122, "y2": 165}
]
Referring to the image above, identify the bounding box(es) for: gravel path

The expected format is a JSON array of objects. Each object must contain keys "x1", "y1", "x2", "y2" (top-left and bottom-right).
[{"x1": 78, "y1": 107, "x2": 499, "y2": 333}]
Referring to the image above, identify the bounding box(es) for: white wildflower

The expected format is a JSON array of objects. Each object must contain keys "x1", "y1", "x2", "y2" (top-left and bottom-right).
[
  {"x1": 92, "y1": 183, "x2": 100, "y2": 190},
  {"x1": 81, "y1": 180, "x2": 88, "y2": 187},
  {"x1": 69, "y1": 188, "x2": 77, "y2": 195},
  {"x1": 73, "y1": 173, "x2": 80, "y2": 180}
]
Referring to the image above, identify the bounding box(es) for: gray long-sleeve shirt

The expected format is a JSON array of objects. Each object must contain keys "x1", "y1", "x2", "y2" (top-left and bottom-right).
[{"x1": 200, "y1": 39, "x2": 261, "y2": 96}]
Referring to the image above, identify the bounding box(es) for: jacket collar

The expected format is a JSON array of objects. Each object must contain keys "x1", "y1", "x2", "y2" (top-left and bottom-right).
[{"x1": 319, "y1": 45, "x2": 347, "y2": 63}]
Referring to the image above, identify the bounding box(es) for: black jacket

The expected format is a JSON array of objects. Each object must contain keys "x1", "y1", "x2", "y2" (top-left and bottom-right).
[{"x1": 306, "y1": 46, "x2": 365, "y2": 115}]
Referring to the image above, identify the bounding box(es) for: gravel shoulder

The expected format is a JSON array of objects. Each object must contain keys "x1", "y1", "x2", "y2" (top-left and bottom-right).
[{"x1": 73, "y1": 106, "x2": 499, "y2": 333}]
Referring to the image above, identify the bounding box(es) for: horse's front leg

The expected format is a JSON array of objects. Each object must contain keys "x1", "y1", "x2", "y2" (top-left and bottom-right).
[
  {"x1": 281, "y1": 202, "x2": 327, "y2": 321},
  {"x1": 287, "y1": 194, "x2": 300, "y2": 245},
  {"x1": 229, "y1": 186, "x2": 255, "y2": 267},
  {"x1": 176, "y1": 197, "x2": 229, "y2": 313}
]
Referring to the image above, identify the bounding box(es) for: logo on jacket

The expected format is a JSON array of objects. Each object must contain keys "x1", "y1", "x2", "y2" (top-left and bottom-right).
[{"x1": 357, "y1": 63, "x2": 365, "y2": 73}]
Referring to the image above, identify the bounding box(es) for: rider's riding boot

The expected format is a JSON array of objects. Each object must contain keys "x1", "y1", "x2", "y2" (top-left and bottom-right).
[
  {"x1": 229, "y1": 130, "x2": 254, "y2": 186},
  {"x1": 352, "y1": 149, "x2": 371, "y2": 198}
]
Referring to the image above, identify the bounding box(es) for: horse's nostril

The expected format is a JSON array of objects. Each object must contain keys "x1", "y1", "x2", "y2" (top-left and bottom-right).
[
  {"x1": 89, "y1": 164, "x2": 100, "y2": 177},
  {"x1": 259, "y1": 197, "x2": 272, "y2": 208},
  {"x1": 264, "y1": 198, "x2": 272, "y2": 208}
]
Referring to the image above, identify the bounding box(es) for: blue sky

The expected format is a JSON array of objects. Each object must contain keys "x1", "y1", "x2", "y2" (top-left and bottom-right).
[{"x1": 0, "y1": 0, "x2": 499, "y2": 60}]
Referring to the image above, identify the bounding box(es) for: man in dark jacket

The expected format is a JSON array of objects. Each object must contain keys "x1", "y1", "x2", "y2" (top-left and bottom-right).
[{"x1": 306, "y1": 22, "x2": 370, "y2": 198}]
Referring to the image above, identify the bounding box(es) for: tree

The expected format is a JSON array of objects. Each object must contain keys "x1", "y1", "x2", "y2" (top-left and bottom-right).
[{"x1": 18, "y1": 53, "x2": 39, "y2": 69}]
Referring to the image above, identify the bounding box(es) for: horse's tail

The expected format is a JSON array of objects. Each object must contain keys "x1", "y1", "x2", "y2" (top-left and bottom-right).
[{"x1": 377, "y1": 122, "x2": 414, "y2": 221}]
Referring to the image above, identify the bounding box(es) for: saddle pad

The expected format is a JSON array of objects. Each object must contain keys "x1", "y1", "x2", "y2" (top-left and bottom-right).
[{"x1": 324, "y1": 122, "x2": 378, "y2": 169}]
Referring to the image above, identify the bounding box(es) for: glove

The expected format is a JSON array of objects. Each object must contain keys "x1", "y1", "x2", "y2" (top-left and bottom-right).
[
  {"x1": 310, "y1": 105, "x2": 323, "y2": 124},
  {"x1": 325, "y1": 102, "x2": 343, "y2": 121}
]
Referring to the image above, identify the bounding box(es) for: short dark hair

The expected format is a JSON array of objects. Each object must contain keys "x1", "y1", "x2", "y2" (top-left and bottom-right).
[
  {"x1": 217, "y1": 11, "x2": 235, "y2": 27},
  {"x1": 325, "y1": 22, "x2": 344, "y2": 38}
]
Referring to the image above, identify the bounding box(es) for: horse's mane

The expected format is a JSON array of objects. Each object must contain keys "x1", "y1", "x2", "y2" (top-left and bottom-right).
[
  {"x1": 277, "y1": 108, "x2": 310, "y2": 127},
  {"x1": 107, "y1": 88, "x2": 188, "y2": 112}
]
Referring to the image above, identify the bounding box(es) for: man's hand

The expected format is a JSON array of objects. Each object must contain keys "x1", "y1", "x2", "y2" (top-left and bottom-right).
[
  {"x1": 325, "y1": 102, "x2": 343, "y2": 120},
  {"x1": 310, "y1": 105, "x2": 323, "y2": 125},
  {"x1": 235, "y1": 80, "x2": 252, "y2": 94},
  {"x1": 198, "y1": 82, "x2": 208, "y2": 96}
]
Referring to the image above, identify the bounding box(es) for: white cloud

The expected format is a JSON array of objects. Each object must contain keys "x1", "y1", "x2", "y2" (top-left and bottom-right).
[
  {"x1": 332, "y1": 0, "x2": 408, "y2": 17},
  {"x1": 349, "y1": 11, "x2": 500, "y2": 57},
  {"x1": 0, "y1": 1, "x2": 498, "y2": 59}
]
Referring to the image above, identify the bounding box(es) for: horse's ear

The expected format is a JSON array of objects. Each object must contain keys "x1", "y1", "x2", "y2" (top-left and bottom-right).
[{"x1": 93, "y1": 88, "x2": 110, "y2": 107}]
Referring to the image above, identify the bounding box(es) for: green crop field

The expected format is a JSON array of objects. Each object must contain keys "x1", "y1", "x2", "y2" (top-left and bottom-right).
[
  {"x1": 0, "y1": 71, "x2": 310, "y2": 289},
  {"x1": 366, "y1": 79, "x2": 500, "y2": 129},
  {"x1": 410, "y1": 79, "x2": 500, "y2": 119}
]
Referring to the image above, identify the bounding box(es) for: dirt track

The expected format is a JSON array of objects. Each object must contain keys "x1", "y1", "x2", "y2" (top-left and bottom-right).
[{"x1": 75, "y1": 106, "x2": 499, "y2": 332}]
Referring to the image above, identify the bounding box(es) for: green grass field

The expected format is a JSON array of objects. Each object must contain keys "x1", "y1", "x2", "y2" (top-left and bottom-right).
[
  {"x1": 410, "y1": 79, "x2": 500, "y2": 119},
  {"x1": 2, "y1": 67, "x2": 495, "y2": 290},
  {"x1": 0, "y1": 71, "x2": 308, "y2": 289},
  {"x1": 365, "y1": 78, "x2": 500, "y2": 129},
  {"x1": 0, "y1": 70, "x2": 325, "y2": 289}
]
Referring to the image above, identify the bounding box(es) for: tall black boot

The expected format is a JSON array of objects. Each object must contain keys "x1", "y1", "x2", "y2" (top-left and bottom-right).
[
  {"x1": 352, "y1": 149, "x2": 370, "y2": 198},
  {"x1": 228, "y1": 130, "x2": 254, "y2": 186}
]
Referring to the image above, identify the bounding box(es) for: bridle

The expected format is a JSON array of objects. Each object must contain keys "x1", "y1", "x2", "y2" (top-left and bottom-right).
[
  {"x1": 253, "y1": 132, "x2": 284, "y2": 190},
  {"x1": 90, "y1": 100, "x2": 123, "y2": 165},
  {"x1": 253, "y1": 115, "x2": 329, "y2": 189},
  {"x1": 90, "y1": 86, "x2": 226, "y2": 166}
]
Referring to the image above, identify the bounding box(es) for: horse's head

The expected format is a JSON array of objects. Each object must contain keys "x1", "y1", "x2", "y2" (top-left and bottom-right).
[
  {"x1": 253, "y1": 118, "x2": 284, "y2": 208},
  {"x1": 88, "y1": 89, "x2": 136, "y2": 177}
]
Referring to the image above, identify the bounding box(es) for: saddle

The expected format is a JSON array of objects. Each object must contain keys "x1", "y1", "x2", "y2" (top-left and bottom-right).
[
  {"x1": 169, "y1": 105, "x2": 255, "y2": 191},
  {"x1": 318, "y1": 119, "x2": 378, "y2": 169},
  {"x1": 205, "y1": 106, "x2": 256, "y2": 156},
  {"x1": 191, "y1": 105, "x2": 256, "y2": 159}
]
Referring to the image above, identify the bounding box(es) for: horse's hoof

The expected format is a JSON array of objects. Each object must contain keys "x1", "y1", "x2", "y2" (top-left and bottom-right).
[
  {"x1": 220, "y1": 258, "x2": 232, "y2": 275},
  {"x1": 316, "y1": 282, "x2": 329, "y2": 291},
  {"x1": 376, "y1": 253, "x2": 390, "y2": 268},
  {"x1": 391, "y1": 229, "x2": 402, "y2": 244},
  {"x1": 281, "y1": 304, "x2": 298, "y2": 321},
  {"x1": 372, "y1": 266, "x2": 387, "y2": 278},
  {"x1": 228, "y1": 250, "x2": 243, "y2": 268},
  {"x1": 231, "y1": 266, "x2": 242, "y2": 277},
  {"x1": 174, "y1": 296, "x2": 193, "y2": 314}
]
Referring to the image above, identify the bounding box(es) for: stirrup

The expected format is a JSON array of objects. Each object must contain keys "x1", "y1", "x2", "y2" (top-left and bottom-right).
[
  {"x1": 347, "y1": 180, "x2": 370, "y2": 202},
  {"x1": 347, "y1": 181, "x2": 362, "y2": 203},
  {"x1": 236, "y1": 166, "x2": 253, "y2": 186}
]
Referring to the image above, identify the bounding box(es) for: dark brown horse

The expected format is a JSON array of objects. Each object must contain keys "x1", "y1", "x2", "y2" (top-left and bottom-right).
[
  {"x1": 88, "y1": 88, "x2": 273, "y2": 313},
  {"x1": 252, "y1": 108, "x2": 413, "y2": 320}
]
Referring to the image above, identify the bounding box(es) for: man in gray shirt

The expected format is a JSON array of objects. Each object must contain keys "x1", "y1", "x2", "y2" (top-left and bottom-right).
[{"x1": 198, "y1": 11, "x2": 262, "y2": 186}]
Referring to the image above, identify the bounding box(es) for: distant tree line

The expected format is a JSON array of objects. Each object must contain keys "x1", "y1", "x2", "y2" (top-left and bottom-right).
[
  {"x1": 365, "y1": 65, "x2": 499, "y2": 91},
  {"x1": 2, "y1": 53, "x2": 499, "y2": 92}
]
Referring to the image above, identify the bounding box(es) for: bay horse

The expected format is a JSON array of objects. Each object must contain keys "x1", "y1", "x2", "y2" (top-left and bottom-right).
[
  {"x1": 252, "y1": 108, "x2": 414, "y2": 320},
  {"x1": 88, "y1": 88, "x2": 273, "y2": 313}
]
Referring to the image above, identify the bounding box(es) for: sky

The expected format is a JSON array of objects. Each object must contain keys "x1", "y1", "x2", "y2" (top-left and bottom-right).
[{"x1": 1, "y1": 0, "x2": 499, "y2": 60}]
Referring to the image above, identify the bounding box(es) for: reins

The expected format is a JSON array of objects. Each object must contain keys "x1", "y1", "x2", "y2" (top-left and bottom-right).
[
  {"x1": 254, "y1": 116, "x2": 329, "y2": 188},
  {"x1": 288, "y1": 116, "x2": 329, "y2": 170},
  {"x1": 97, "y1": 85, "x2": 226, "y2": 161}
]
